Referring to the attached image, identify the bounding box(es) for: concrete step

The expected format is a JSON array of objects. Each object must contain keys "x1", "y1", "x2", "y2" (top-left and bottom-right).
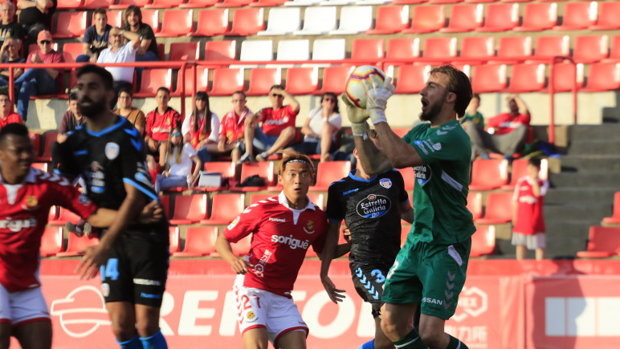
[
  {"x1": 570, "y1": 124, "x2": 620, "y2": 140},
  {"x1": 545, "y1": 187, "x2": 619, "y2": 204},
  {"x1": 567, "y1": 140, "x2": 620, "y2": 155},
  {"x1": 559, "y1": 155, "x2": 620, "y2": 173},
  {"x1": 549, "y1": 171, "x2": 620, "y2": 188},
  {"x1": 544, "y1": 203, "x2": 612, "y2": 221},
  {"x1": 494, "y1": 230, "x2": 590, "y2": 259},
  {"x1": 545, "y1": 220, "x2": 595, "y2": 237}
]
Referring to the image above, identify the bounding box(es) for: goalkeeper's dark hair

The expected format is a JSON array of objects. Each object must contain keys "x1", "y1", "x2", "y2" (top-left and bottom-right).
[{"x1": 430, "y1": 65, "x2": 473, "y2": 118}]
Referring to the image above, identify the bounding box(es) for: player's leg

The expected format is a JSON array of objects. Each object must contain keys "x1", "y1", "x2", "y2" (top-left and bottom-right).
[
  {"x1": 135, "y1": 304, "x2": 167, "y2": 349},
  {"x1": 381, "y1": 303, "x2": 425, "y2": 348},
  {"x1": 275, "y1": 330, "x2": 306, "y2": 349},
  {"x1": 234, "y1": 276, "x2": 269, "y2": 349},
  {"x1": 373, "y1": 316, "x2": 395, "y2": 349},
  {"x1": 259, "y1": 127, "x2": 295, "y2": 160},
  {"x1": 8, "y1": 286, "x2": 52, "y2": 349},
  {"x1": 0, "y1": 322, "x2": 9, "y2": 349},
  {"x1": 239, "y1": 120, "x2": 258, "y2": 162},
  {"x1": 12, "y1": 321, "x2": 52, "y2": 349},
  {"x1": 0, "y1": 285, "x2": 11, "y2": 349},
  {"x1": 418, "y1": 315, "x2": 469, "y2": 349},
  {"x1": 107, "y1": 301, "x2": 141, "y2": 347}
]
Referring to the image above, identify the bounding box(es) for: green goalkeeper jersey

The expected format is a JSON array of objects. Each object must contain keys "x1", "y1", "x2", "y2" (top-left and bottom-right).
[{"x1": 402, "y1": 120, "x2": 476, "y2": 245}]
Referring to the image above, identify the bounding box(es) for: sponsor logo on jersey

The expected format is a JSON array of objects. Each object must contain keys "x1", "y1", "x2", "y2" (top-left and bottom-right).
[
  {"x1": 133, "y1": 278, "x2": 161, "y2": 286},
  {"x1": 422, "y1": 297, "x2": 443, "y2": 305},
  {"x1": 379, "y1": 178, "x2": 392, "y2": 189},
  {"x1": 271, "y1": 234, "x2": 310, "y2": 250},
  {"x1": 104, "y1": 142, "x2": 120, "y2": 160},
  {"x1": 304, "y1": 220, "x2": 315, "y2": 234},
  {"x1": 269, "y1": 217, "x2": 286, "y2": 223},
  {"x1": 228, "y1": 216, "x2": 240, "y2": 230},
  {"x1": 436, "y1": 130, "x2": 448, "y2": 136},
  {"x1": 87, "y1": 162, "x2": 106, "y2": 193},
  {"x1": 264, "y1": 117, "x2": 289, "y2": 126},
  {"x1": 0, "y1": 217, "x2": 37, "y2": 232},
  {"x1": 433, "y1": 142, "x2": 442, "y2": 151},
  {"x1": 414, "y1": 165, "x2": 432, "y2": 186},
  {"x1": 356, "y1": 194, "x2": 391, "y2": 219}
]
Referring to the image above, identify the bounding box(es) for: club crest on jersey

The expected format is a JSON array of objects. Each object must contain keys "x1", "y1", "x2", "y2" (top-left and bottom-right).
[
  {"x1": 101, "y1": 283, "x2": 110, "y2": 297},
  {"x1": 304, "y1": 220, "x2": 315, "y2": 234},
  {"x1": 105, "y1": 142, "x2": 120, "y2": 160},
  {"x1": 24, "y1": 195, "x2": 38, "y2": 209},
  {"x1": 356, "y1": 194, "x2": 391, "y2": 219},
  {"x1": 380, "y1": 178, "x2": 392, "y2": 189}
]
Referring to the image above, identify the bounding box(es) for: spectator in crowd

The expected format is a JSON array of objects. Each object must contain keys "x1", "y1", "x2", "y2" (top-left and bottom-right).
[
  {"x1": 0, "y1": 2, "x2": 25, "y2": 46},
  {"x1": 154, "y1": 126, "x2": 201, "y2": 193},
  {"x1": 18, "y1": 0, "x2": 55, "y2": 51},
  {"x1": 123, "y1": 5, "x2": 158, "y2": 62},
  {"x1": 461, "y1": 94, "x2": 484, "y2": 128},
  {"x1": 0, "y1": 37, "x2": 25, "y2": 86},
  {"x1": 145, "y1": 87, "x2": 181, "y2": 168},
  {"x1": 0, "y1": 92, "x2": 23, "y2": 129},
  {"x1": 51, "y1": 92, "x2": 85, "y2": 169},
  {"x1": 287, "y1": 92, "x2": 341, "y2": 162},
  {"x1": 218, "y1": 91, "x2": 252, "y2": 163},
  {"x1": 182, "y1": 91, "x2": 220, "y2": 165},
  {"x1": 13, "y1": 30, "x2": 63, "y2": 121},
  {"x1": 512, "y1": 157, "x2": 548, "y2": 261},
  {"x1": 239, "y1": 85, "x2": 300, "y2": 163},
  {"x1": 113, "y1": 87, "x2": 145, "y2": 136},
  {"x1": 97, "y1": 26, "x2": 141, "y2": 108},
  {"x1": 465, "y1": 94, "x2": 530, "y2": 161},
  {"x1": 76, "y1": 8, "x2": 111, "y2": 63}
]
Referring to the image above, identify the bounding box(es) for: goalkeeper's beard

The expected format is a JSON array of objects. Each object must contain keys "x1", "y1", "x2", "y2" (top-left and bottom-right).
[{"x1": 419, "y1": 92, "x2": 447, "y2": 122}]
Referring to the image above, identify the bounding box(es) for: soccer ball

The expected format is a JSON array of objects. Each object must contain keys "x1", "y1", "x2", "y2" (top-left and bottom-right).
[{"x1": 345, "y1": 66, "x2": 386, "y2": 109}]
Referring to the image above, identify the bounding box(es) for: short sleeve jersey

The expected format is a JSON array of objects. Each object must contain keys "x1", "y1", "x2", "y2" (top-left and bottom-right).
[
  {"x1": 0, "y1": 113, "x2": 23, "y2": 129},
  {"x1": 220, "y1": 108, "x2": 251, "y2": 143},
  {"x1": 146, "y1": 107, "x2": 181, "y2": 142},
  {"x1": 461, "y1": 111, "x2": 484, "y2": 128},
  {"x1": 259, "y1": 105, "x2": 299, "y2": 137},
  {"x1": 223, "y1": 192, "x2": 327, "y2": 297},
  {"x1": 513, "y1": 176, "x2": 548, "y2": 235},
  {"x1": 326, "y1": 170, "x2": 408, "y2": 267},
  {"x1": 403, "y1": 119, "x2": 476, "y2": 245},
  {"x1": 0, "y1": 168, "x2": 97, "y2": 292},
  {"x1": 82, "y1": 25, "x2": 111, "y2": 56}
]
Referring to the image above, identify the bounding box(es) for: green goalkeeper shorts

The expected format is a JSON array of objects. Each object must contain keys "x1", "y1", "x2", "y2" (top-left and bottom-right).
[{"x1": 382, "y1": 237, "x2": 471, "y2": 320}]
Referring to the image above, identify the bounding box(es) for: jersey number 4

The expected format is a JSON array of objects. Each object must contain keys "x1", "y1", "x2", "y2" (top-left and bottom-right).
[{"x1": 100, "y1": 258, "x2": 120, "y2": 281}]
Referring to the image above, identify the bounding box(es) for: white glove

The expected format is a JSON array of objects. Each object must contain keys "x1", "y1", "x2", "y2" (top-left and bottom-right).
[
  {"x1": 364, "y1": 77, "x2": 395, "y2": 125},
  {"x1": 350, "y1": 120, "x2": 370, "y2": 138},
  {"x1": 341, "y1": 94, "x2": 370, "y2": 137}
]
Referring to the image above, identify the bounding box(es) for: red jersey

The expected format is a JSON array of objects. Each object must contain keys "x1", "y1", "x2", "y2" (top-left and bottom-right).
[
  {"x1": 259, "y1": 105, "x2": 298, "y2": 137},
  {"x1": 223, "y1": 192, "x2": 327, "y2": 297},
  {"x1": 0, "y1": 168, "x2": 97, "y2": 292},
  {"x1": 220, "y1": 107, "x2": 251, "y2": 143},
  {"x1": 0, "y1": 113, "x2": 23, "y2": 129},
  {"x1": 512, "y1": 176, "x2": 548, "y2": 235},
  {"x1": 146, "y1": 107, "x2": 181, "y2": 142}
]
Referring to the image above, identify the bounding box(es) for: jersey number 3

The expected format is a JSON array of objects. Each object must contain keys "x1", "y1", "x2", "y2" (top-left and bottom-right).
[{"x1": 100, "y1": 258, "x2": 120, "y2": 281}]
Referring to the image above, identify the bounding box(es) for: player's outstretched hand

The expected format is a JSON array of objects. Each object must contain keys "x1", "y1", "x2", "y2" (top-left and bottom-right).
[
  {"x1": 341, "y1": 94, "x2": 370, "y2": 136},
  {"x1": 231, "y1": 258, "x2": 254, "y2": 275},
  {"x1": 75, "y1": 244, "x2": 111, "y2": 280},
  {"x1": 364, "y1": 77, "x2": 395, "y2": 125},
  {"x1": 321, "y1": 275, "x2": 346, "y2": 304},
  {"x1": 138, "y1": 201, "x2": 164, "y2": 224}
]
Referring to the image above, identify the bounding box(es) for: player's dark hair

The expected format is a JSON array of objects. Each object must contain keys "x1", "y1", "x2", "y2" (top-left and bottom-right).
[
  {"x1": 93, "y1": 7, "x2": 107, "y2": 18},
  {"x1": 77, "y1": 64, "x2": 114, "y2": 91},
  {"x1": 270, "y1": 85, "x2": 285, "y2": 92},
  {"x1": 192, "y1": 91, "x2": 211, "y2": 138},
  {"x1": 69, "y1": 92, "x2": 78, "y2": 101},
  {"x1": 118, "y1": 86, "x2": 133, "y2": 98},
  {"x1": 430, "y1": 65, "x2": 473, "y2": 118},
  {"x1": 157, "y1": 87, "x2": 171, "y2": 96},
  {"x1": 320, "y1": 92, "x2": 340, "y2": 114},
  {"x1": 0, "y1": 123, "x2": 29, "y2": 147},
  {"x1": 529, "y1": 157, "x2": 542, "y2": 169},
  {"x1": 279, "y1": 152, "x2": 315, "y2": 176},
  {"x1": 233, "y1": 91, "x2": 246, "y2": 99},
  {"x1": 124, "y1": 5, "x2": 142, "y2": 24}
]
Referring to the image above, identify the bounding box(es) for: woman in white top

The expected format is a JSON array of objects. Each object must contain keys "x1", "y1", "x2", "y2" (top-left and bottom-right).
[
  {"x1": 155, "y1": 126, "x2": 201, "y2": 193},
  {"x1": 287, "y1": 92, "x2": 342, "y2": 162},
  {"x1": 182, "y1": 91, "x2": 220, "y2": 165}
]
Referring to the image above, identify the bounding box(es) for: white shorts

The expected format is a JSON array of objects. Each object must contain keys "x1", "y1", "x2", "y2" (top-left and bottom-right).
[
  {"x1": 0, "y1": 284, "x2": 50, "y2": 326},
  {"x1": 511, "y1": 232, "x2": 546, "y2": 250},
  {"x1": 233, "y1": 275, "x2": 308, "y2": 346}
]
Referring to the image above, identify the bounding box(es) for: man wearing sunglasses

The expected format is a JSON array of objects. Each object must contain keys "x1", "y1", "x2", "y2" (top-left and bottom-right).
[
  {"x1": 239, "y1": 85, "x2": 300, "y2": 163},
  {"x1": 13, "y1": 30, "x2": 64, "y2": 121}
]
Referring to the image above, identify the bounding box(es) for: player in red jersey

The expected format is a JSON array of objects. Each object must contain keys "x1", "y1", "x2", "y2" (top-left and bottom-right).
[
  {"x1": 216, "y1": 153, "x2": 347, "y2": 349},
  {"x1": 0, "y1": 124, "x2": 161, "y2": 349}
]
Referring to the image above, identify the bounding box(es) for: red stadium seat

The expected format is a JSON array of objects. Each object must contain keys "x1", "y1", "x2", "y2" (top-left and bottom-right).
[
  {"x1": 34, "y1": 131, "x2": 58, "y2": 162},
  {"x1": 501, "y1": 159, "x2": 529, "y2": 191},
  {"x1": 82, "y1": 0, "x2": 114, "y2": 8},
  {"x1": 581, "y1": 62, "x2": 620, "y2": 92},
  {"x1": 318, "y1": 66, "x2": 355, "y2": 95},
  {"x1": 110, "y1": 0, "x2": 150, "y2": 8},
  {"x1": 465, "y1": 0, "x2": 495, "y2": 3},
  {"x1": 576, "y1": 226, "x2": 620, "y2": 258},
  {"x1": 553, "y1": 1, "x2": 597, "y2": 31},
  {"x1": 467, "y1": 192, "x2": 483, "y2": 221},
  {"x1": 32, "y1": 163, "x2": 48, "y2": 172},
  {"x1": 145, "y1": 0, "x2": 183, "y2": 8},
  {"x1": 231, "y1": 234, "x2": 252, "y2": 256},
  {"x1": 394, "y1": 65, "x2": 430, "y2": 94},
  {"x1": 606, "y1": 35, "x2": 620, "y2": 62},
  {"x1": 169, "y1": 194, "x2": 208, "y2": 225},
  {"x1": 57, "y1": 0, "x2": 82, "y2": 9},
  {"x1": 201, "y1": 194, "x2": 245, "y2": 225},
  {"x1": 228, "y1": 8, "x2": 264, "y2": 36},
  {"x1": 173, "y1": 226, "x2": 218, "y2": 257},
  {"x1": 135, "y1": 69, "x2": 173, "y2": 97},
  {"x1": 41, "y1": 227, "x2": 64, "y2": 257},
  {"x1": 210, "y1": 68, "x2": 244, "y2": 97},
  {"x1": 286, "y1": 67, "x2": 319, "y2": 95},
  {"x1": 30, "y1": 133, "x2": 41, "y2": 157},
  {"x1": 470, "y1": 225, "x2": 495, "y2": 257},
  {"x1": 62, "y1": 43, "x2": 83, "y2": 63},
  {"x1": 548, "y1": 63, "x2": 584, "y2": 92},
  {"x1": 204, "y1": 40, "x2": 237, "y2": 64},
  {"x1": 180, "y1": 0, "x2": 219, "y2": 7},
  {"x1": 190, "y1": 10, "x2": 229, "y2": 36},
  {"x1": 309, "y1": 161, "x2": 351, "y2": 191},
  {"x1": 91, "y1": 11, "x2": 122, "y2": 28},
  {"x1": 397, "y1": 167, "x2": 415, "y2": 191},
  {"x1": 572, "y1": 35, "x2": 609, "y2": 63},
  {"x1": 533, "y1": 36, "x2": 570, "y2": 59},
  {"x1": 392, "y1": 0, "x2": 426, "y2": 4},
  {"x1": 441, "y1": 4, "x2": 483, "y2": 33},
  {"x1": 603, "y1": 192, "x2": 620, "y2": 224},
  {"x1": 215, "y1": 0, "x2": 253, "y2": 7},
  {"x1": 460, "y1": 36, "x2": 495, "y2": 62},
  {"x1": 475, "y1": 192, "x2": 513, "y2": 224},
  {"x1": 351, "y1": 39, "x2": 385, "y2": 63},
  {"x1": 250, "y1": 0, "x2": 285, "y2": 6},
  {"x1": 506, "y1": 63, "x2": 546, "y2": 93},
  {"x1": 247, "y1": 68, "x2": 281, "y2": 96},
  {"x1": 56, "y1": 234, "x2": 100, "y2": 257},
  {"x1": 204, "y1": 161, "x2": 238, "y2": 188},
  {"x1": 514, "y1": 3, "x2": 557, "y2": 32},
  {"x1": 422, "y1": 37, "x2": 457, "y2": 62},
  {"x1": 308, "y1": 193, "x2": 324, "y2": 210},
  {"x1": 386, "y1": 38, "x2": 420, "y2": 62},
  {"x1": 476, "y1": 4, "x2": 519, "y2": 32},
  {"x1": 471, "y1": 64, "x2": 507, "y2": 93},
  {"x1": 469, "y1": 159, "x2": 509, "y2": 190},
  {"x1": 234, "y1": 162, "x2": 275, "y2": 191},
  {"x1": 169, "y1": 42, "x2": 200, "y2": 61},
  {"x1": 590, "y1": 2, "x2": 620, "y2": 31},
  {"x1": 183, "y1": 66, "x2": 209, "y2": 95},
  {"x1": 159, "y1": 195, "x2": 170, "y2": 217},
  {"x1": 169, "y1": 227, "x2": 180, "y2": 253},
  {"x1": 156, "y1": 10, "x2": 193, "y2": 37},
  {"x1": 141, "y1": 10, "x2": 160, "y2": 33},
  {"x1": 496, "y1": 36, "x2": 532, "y2": 63},
  {"x1": 54, "y1": 12, "x2": 87, "y2": 39},
  {"x1": 403, "y1": 5, "x2": 445, "y2": 34},
  {"x1": 48, "y1": 208, "x2": 81, "y2": 226},
  {"x1": 366, "y1": 6, "x2": 410, "y2": 34}
]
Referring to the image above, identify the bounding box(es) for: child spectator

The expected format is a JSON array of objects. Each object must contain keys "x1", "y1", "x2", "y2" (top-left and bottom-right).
[
  {"x1": 512, "y1": 157, "x2": 548, "y2": 261},
  {"x1": 181, "y1": 91, "x2": 220, "y2": 165},
  {"x1": 461, "y1": 93, "x2": 484, "y2": 128},
  {"x1": 155, "y1": 126, "x2": 201, "y2": 193}
]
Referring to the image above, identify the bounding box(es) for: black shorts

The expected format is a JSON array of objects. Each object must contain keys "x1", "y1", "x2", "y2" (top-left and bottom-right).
[
  {"x1": 350, "y1": 263, "x2": 389, "y2": 318},
  {"x1": 100, "y1": 230, "x2": 169, "y2": 307}
]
